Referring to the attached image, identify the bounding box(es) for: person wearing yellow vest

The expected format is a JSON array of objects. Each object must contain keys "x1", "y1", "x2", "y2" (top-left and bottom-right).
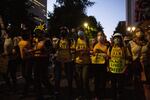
[
  {"x1": 18, "y1": 32, "x2": 33, "y2": 95},
  {"x1": 74, "y1": 30, "x2": 90, "y2": 100},
  {"x1": 33, "y1": 33, "x2": 53, "y2": 98},
  {"x1": 144, "y1": 28, "x2": 150, "y2": 85},
  {"x1": 91, "y1": 32, "x2": 109, "y2": 99},
  {"x1": 54, "y1": 28, "x2": 74, "y2": 99},
  {"x1": 107, "y1": 33, "x2": 131, "y2": 100},
  {"x1": 129, "y1": 27, "x2": 150, "y2": 87}
]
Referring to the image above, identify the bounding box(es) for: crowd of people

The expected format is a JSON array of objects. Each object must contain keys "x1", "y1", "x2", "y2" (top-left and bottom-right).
[{"x1": 0, "y1": 23, "x2": 150, "y2": 100}]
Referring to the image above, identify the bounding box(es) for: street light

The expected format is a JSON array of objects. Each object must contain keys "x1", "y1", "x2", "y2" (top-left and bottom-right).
[
  {"x1": 127, "y1": 27, "x2": 131, "y2": 32},
  {"x1": 83, "y1": 22, "x2": 89, "y2": 37},
  {"x1": 84, "y1": 22, "x2": 88, "y2": 28},
  {"x1": 127, "y1": 26, "x2": 136, "y2": 33},
  {"x1": 131, "y1": 26, "x2": 136, "y2": 32}
]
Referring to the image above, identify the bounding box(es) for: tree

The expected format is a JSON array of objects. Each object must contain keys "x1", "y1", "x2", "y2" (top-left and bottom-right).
[
  {"x1": 48, "y1": 0, "x2": 103, "y2": 38},
  {"x1": 48, "y1": 4, "x2": 86, "y2": 33},
  {"x1": 114, "y1": 21, "x2": 126, "y2": 36},
  {"x1": 82, "y1": 16, "x2": 103, "y2": 38}
]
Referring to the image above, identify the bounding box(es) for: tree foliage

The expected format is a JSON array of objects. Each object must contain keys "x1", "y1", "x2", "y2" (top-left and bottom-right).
[
  {"x1": 48, "y1": 0, "x2": 103, "y2": 37},
  {"x1": 82, "y1": 16, "x2": 103, "y2": 38},
  {"x1": 56, "y1": 0, "x2": 94, "y2": 12},
  {"x1": 114, "y1": 21, "x2": 126, "y2": 36}
]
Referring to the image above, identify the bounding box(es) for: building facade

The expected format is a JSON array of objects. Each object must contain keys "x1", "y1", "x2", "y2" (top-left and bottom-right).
[
  {"x1": 28, "y1": 0, "x2": 47, "y2": 23},
  {"x1": 126, "y1": 0, "x2": 150, "y2": 27},
  {"x1": 126, "y1": 0, "x2": 137, "y2": 26}
]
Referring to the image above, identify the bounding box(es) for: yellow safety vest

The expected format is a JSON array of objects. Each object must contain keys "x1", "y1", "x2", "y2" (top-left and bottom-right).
[
  {"x1": 108, "y1": 47, "x2": 126, "y2": 74},
  {"x1": 34, "y1": 41, "x2": 45, "y2": 57},
  {"x1": 75, "y1": 38, "x2": 90, "y2": 64},
  {"x1": 91, "y1": 43, "x2": 107, "y2": 64},
  {"x1": 91, "y1": 53, "x2": 106, "y2": 64},
  {"x1": 56, "y1": 39, "x2": 72, "y2": 62}
]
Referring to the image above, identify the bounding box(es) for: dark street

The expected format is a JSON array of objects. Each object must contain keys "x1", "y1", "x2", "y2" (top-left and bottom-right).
[{"x1": 0, "y1": 71, "x2": 150, "y2": 100}]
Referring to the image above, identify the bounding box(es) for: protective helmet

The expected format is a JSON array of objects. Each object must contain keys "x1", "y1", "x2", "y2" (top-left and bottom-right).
[{"x1": 113, "y1": 33, "x2": 122, "y2": 37}]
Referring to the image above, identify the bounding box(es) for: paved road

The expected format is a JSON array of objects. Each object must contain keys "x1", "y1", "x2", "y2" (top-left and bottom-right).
[
  {"x1": 0, "y1": 76, "x2": 150, "y2": 100},
  {"x1": 0, "y1": 65, "x2": 150, "y2": 100}
]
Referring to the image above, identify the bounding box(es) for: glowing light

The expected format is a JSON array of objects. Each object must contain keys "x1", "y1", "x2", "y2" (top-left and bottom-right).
[{"x1": 84, "y1": 22, "x2": 88, "y2": 28}]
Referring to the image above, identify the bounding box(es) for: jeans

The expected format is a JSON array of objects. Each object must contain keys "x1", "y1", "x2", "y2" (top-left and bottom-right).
[
  {"x1": 74, "y1": 64, "x2": 89, "y2": 98},
  {"x1": 54, "y1": 61, "x2": 74, "y2": 94}
]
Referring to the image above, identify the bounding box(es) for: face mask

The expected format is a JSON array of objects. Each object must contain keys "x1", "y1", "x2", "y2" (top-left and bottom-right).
[{"x1": 113, "y1": 38, "x2": 121, "y2": 44}]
